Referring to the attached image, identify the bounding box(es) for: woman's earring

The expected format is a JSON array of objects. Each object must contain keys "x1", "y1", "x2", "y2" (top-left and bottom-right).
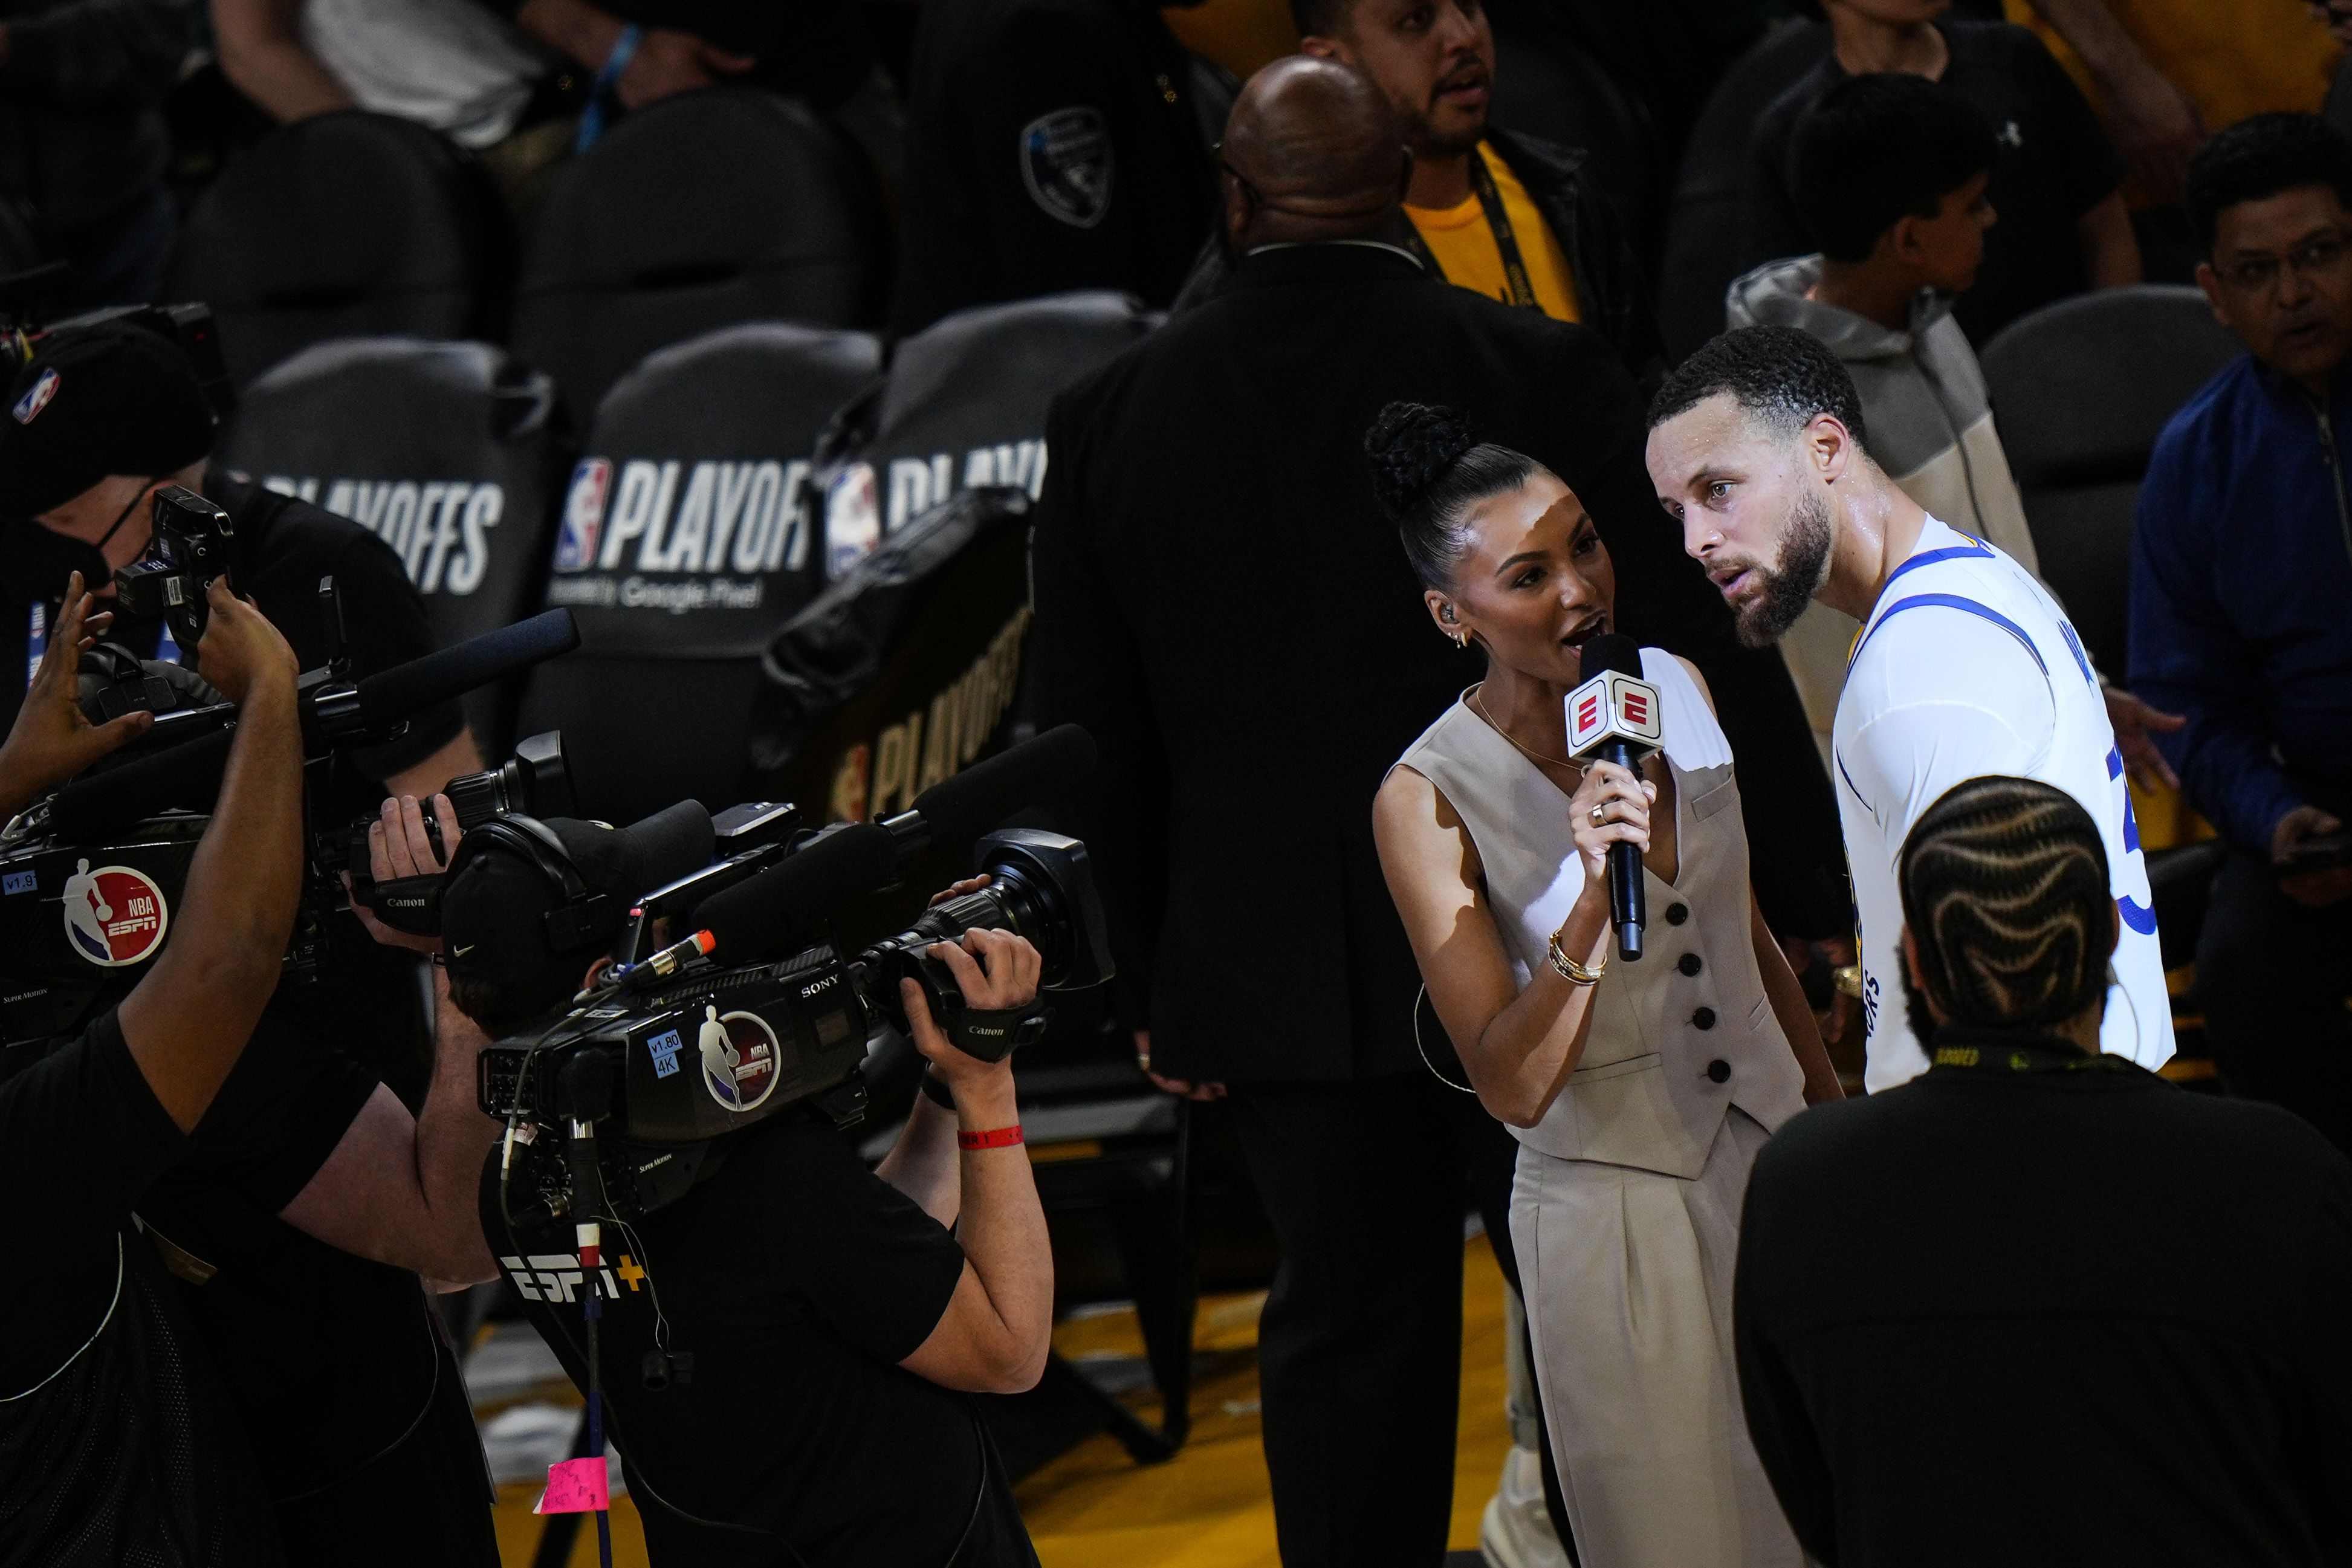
[{"x1": 1454, "y1": 631, "x2": 1471, "y2": 650}]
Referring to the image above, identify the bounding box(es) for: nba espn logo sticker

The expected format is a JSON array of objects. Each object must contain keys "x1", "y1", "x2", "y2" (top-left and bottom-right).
[{"x1": 553, "y1": 459, "x2": 612, "y2": 572}]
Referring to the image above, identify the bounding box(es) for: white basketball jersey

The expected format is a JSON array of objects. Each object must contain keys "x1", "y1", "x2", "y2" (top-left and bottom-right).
[{"x1": 1832, "y1": 517, "x2": 2175, "y2": 1091}]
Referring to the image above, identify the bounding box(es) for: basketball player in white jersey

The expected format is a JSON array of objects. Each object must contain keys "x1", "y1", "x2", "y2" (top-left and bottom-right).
[{"x1": 1644, "y1": 326, "x2": 2173, "y2": 1089}]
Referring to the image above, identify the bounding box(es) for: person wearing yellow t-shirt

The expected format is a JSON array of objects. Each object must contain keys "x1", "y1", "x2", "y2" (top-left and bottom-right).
[{"x1": 1295, "y1": 0, "x2": 1664, "y2": 384}]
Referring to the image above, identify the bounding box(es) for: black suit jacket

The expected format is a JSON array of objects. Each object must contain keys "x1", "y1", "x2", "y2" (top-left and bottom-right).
[{"x1": 1031, "y1": 242, "x2": 1842, "y2": 1083}]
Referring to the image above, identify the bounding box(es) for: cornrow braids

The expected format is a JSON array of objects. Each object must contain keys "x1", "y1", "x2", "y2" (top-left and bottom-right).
[{"x1": 1897, "y1": 777, "x2": 2113, "y2": 1032}]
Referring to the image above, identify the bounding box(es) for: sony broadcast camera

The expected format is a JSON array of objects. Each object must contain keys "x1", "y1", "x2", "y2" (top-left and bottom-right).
[{"x1": 476, "y1": 727, "x2": 1110, "y2": 1230}]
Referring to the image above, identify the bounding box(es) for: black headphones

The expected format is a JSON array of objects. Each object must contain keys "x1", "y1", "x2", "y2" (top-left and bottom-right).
[{"x1": 445, "y1": 814, "x2": 623, "y2": 950}]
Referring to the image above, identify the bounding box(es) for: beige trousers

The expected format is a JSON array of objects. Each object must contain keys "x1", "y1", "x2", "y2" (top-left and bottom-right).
[{"x1": 1509, "y1": 1109, "x2": 1802, "y2": 1568}]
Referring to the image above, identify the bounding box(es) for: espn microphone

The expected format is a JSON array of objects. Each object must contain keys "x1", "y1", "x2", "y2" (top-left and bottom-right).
[{"x1": 1563, "y1": 633, "x2": 1662, "y2": 962}]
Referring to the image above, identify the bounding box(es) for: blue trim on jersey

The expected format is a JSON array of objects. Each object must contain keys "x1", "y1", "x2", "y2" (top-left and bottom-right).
[
  {"x1": 1850, "y1": 593, "x2": 2050, "y2": 676},
  {"x1": 2106, "y1": 747, "x2": 2123, "y2": 779},
  {"x1": 2118, "y1": 895, "x2": 2157, "y2": 935},
  {"x1": 1834, "y1": 748, "x2": 1867, "y2": 809},
  {"x1": 1880, "y1": 533, "x2": 1994, "y2": 597},
  {"x1": 2057, "y1": 621, "x2": 2095, "y2": 685}
]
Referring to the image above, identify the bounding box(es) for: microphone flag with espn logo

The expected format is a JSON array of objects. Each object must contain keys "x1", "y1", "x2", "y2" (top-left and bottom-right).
[{"x1": 1565, "y1": 666, "x2": 1662, "y2": 762}]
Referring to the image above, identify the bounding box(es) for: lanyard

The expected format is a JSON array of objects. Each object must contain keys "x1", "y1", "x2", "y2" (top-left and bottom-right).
[
  {"x1": 1404, "y1": 149, "x2": 1543, "y2": 311},
  {"x1": 1926, "y1": 1036, "x2": 2136, "y2": 1077},
  {"x1": 27, "y1": 601, "x2": 180, "y2": 693}
]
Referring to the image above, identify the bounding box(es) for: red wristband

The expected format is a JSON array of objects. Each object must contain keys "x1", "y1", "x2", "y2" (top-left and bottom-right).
[{"x1": 956, "y1": 1125, "x2": 1025, "y2": 1151}]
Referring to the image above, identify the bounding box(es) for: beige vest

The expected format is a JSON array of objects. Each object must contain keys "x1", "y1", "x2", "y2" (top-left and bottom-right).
[{"x1": 1394, "y1": 650, "x2": 1806, "y2": 1177}]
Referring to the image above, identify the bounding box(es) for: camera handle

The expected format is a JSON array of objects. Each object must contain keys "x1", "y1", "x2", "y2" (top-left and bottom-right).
[{"x1": 314, "y1": 574, "x2": 350, "y2": 681}]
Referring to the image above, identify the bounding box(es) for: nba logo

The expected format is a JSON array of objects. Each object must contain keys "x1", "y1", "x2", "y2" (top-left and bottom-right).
[
  {"x1": 553, "y1": 459, "x2": 612, "y2": 572},
  {"x1": 11, "y1": 368, "x2": 59, "y2": 425}
]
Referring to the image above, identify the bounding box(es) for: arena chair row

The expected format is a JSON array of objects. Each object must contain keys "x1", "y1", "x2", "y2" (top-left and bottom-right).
[
  {"x1": 164, "y1": 86, "x2": 884, "y2": 419},
  {"x1": 216, "y1": 289, "x2": 1157, "y2": 821}
]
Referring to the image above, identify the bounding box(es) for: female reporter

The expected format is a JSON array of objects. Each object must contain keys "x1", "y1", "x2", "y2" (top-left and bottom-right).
[{"x1": 1365, "y1": 404, "x2": 1839, "y2": 1568}]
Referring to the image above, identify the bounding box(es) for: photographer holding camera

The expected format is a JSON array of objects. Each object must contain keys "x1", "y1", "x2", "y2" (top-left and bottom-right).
[
  {"x1": 0, "y1": 574, "x2": 304, "y2": 1562},
  {"x1": 0, "y1": 320, "x2": 514, "y2": 1563},
  {"x1": 445, "y1": 818, "x2": 1055, "y2": 1567}
]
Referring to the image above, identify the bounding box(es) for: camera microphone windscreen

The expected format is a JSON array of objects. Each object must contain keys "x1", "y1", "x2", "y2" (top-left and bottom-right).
[
  {"x1": 693, "y1": 821, "x2": 897, "y2": 962},
  {"x1": 48, "y1": 728, "x2": 233, "y2": 841},
  {"x1": 889, "y1": 724, "x2": 1096, "y2": 855},
  {"x1": 353, "y1": 609, "x2": 578, "y2": 732}
]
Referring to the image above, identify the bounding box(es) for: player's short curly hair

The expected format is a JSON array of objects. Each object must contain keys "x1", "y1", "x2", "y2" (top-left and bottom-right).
[
  {"x1": 1647, "y1": 325, "x2": 1868, "y2": 447},
  {"x1": 1898, "y1": 776, "x2": 2114, "y2": 1032}
]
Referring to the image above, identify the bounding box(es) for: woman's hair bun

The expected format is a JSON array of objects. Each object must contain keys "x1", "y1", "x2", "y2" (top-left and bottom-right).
[{"x1": 1364, "y1": 401, "x2": 1477, "y2": 520}]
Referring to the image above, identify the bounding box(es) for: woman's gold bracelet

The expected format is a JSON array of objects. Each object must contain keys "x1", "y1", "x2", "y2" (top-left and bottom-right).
[{"x1": 1548, "y1": 929, "x2": 1605, "y2": 986}]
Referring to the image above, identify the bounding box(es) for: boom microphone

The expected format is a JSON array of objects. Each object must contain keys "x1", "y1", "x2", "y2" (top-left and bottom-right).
[
  {"x1": 1564, "y1": 633, "x2": 1662, "y2": 962},
  {"x1": 350, "y1": 609, "x2": 579, "y2": 734},
  {"x1": 690, "y1": 821, "x2": 897, "y2": 964},
  {"x1": 883, "y1": 724, "x2": 1097, "y2": 855}
]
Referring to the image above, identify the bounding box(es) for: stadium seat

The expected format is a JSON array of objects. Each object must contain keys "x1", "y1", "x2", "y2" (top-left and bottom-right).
[
  {"x1": 1655, "y1": 18, "x2": 1830, "y2": 363},
  {"x1": 514, "y1": 321, "x2": 883, "y2": 824},
  {"x1": 163, "y1": 113, "x2": 502, "y2": 387},
  {"x1": 806, "y1": 291, "x2": 1157, "y2": 582},
  {"x1": 1981, "y1": 285, "x2": 2244, "y2": 963},
  {"x1": 213, "y1": 337, "x2": 560, "y2": 752},
  {"x1": 1979, "y1": 285, "x2": 2243, "y2": 678},
  {"x1": 509, "y1": 86, "x2": 887, "y2": 421},
  {"x1": 0, "y1": 196, "x2": 44, "y2": 277}
]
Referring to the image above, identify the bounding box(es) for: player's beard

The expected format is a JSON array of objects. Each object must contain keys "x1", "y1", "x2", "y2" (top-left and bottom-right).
[{"x1": 1732, "y1": 488, "x2": 1833, "y2": 649}]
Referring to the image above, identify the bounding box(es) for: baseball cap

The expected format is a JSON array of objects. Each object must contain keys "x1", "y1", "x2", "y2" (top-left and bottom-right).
[
  {"x1": 0, "y1": 323, "x2": 216, "y2": 522},
  {"x1": 442, "y1": 801, "x2": 716, "y2": 1029}
]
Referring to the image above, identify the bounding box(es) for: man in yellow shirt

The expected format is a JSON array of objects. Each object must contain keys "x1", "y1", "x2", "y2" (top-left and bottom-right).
[{"x1": 1295, "y1": 0, "x2": 1664, "y2": 383}]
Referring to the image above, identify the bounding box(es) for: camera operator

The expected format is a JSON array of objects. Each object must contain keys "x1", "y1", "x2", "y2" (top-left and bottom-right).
[
  {"x1": 445, "y1": 826, "x2": 1054, "y2": 1567},
  {"x1": 0, "y1": 575, "x2": 303, "y2": 1563},
  {"x1": 0, "y1": 322, "x2": 511, "y2": 1564}
]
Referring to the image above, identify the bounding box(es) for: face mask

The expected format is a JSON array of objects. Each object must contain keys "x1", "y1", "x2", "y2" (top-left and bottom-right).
[
  {"x1": 0, "y1": 484, "x2": 155, "y2": 606},
  {"x1": 0, "y1": 519, "x2": 113, "y2": 606}
]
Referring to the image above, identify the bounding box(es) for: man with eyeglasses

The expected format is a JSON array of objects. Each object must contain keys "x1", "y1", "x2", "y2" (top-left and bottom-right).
[{"x1": 2131, "y1": 111, "x2": 2352, "y2": 1157}]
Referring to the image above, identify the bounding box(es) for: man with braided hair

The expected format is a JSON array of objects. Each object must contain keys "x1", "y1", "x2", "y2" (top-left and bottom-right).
[
  {"x1": 1648, "y1": 323, "x2": 2174, "y2": 1091},
  {"x1": 1731, "y1": 776, "x2": 2352, "y2": 1566}
]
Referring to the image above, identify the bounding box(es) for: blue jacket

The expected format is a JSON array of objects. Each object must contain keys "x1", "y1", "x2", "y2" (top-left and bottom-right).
[{"x1": 2130, "y1": 354, "x2": 2352, "y2": 852}]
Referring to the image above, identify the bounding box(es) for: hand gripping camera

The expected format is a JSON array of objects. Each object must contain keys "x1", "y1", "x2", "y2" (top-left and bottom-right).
[
  {"x1": 0, "y1": 612, "x2": 583, "y2": 1049},
  {"x1": 476, "y1": 727, "x2": 1111, "y2": 1231}
]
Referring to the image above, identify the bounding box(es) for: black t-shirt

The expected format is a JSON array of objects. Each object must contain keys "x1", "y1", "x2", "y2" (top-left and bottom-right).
[
  {"x1": 482, "y1": 1114, "x2": 1029, "y2": 1567},
  {"x1": 132, "y1": 999, "x2": 498, "y2": 1565},
  {"x1": 1745, "y1": 20, "x2": 2125, "y2": 345},
  {"x1": 0, "y1": 1009, "x2": 283, "y2": 1565},
  {"x1": 892, "y1": 0, "x2": 1214, "y2": 335},
  {"x1": 1735, "y1": 1032, "x2": 2352, "y2": 1567}
]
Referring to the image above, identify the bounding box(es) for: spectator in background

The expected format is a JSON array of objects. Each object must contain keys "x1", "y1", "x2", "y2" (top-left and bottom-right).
[
  {"x1": 891, "y1": 0, "x2": 1214, "y2": 335},
  {"x1": 1032, "y1": 56, "x2": 1838, "y2": 1568},
  {"x1": 1731, "y1": 74, "x2": 2042, "y2": 748},
  {"x1": 1748, "y1": 0, "x2": 2138, "y2": 346},
  {"x1": 2133, "y1": 112, "x2": 2352, "y2": 1158},
  {"x1": 2016, "y1": 0, "x2": 2341, "y2": 206},
  {"x1": 1297, "y1": 0, "x2": 1663, "y2": 383},
  {"x1": 1730, "y1": 73, "x2": 2182, "y2": 788},
  {"x1": 211, "y1": 0, "x2": 551, "y2": 147},
  {"x1": 1735, "y1": 775, "x2": 2352, "y2": 1566},
  {"x1": 0, "y1": 0, "x2": 195, "y2": 307}
]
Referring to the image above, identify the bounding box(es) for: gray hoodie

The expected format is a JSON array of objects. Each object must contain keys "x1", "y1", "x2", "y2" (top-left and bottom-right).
[{"x1": 1725, "y1": 254, "x2": 2041, "y2": 744}]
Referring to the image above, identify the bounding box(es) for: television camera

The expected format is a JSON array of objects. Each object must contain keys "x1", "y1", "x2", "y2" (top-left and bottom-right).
[
  {"x1": 474, "y1": 725, "x2": 1111, "y2": 1231},
  {"x1": 0, "y1": 606, "x2": 583, "y2": 1048}
]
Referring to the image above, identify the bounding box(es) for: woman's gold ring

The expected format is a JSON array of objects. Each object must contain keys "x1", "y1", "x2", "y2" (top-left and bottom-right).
[{"x1": 1590, "y1": 804, "x2": 1605, "y2": 825}]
